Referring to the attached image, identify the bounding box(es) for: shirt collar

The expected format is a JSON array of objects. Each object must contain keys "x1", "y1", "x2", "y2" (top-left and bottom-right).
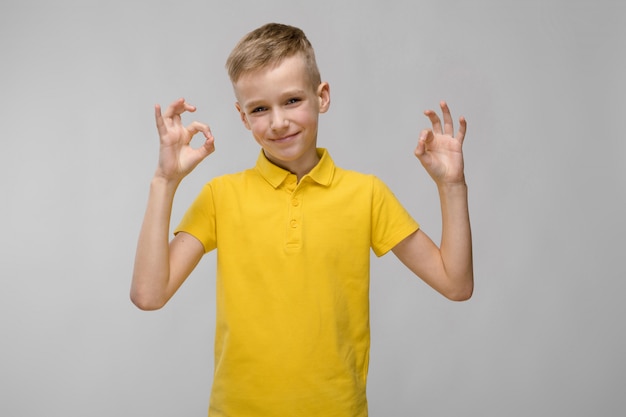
[{"x1": 255, "y1": 148, "x2": 335, "y2": 188}]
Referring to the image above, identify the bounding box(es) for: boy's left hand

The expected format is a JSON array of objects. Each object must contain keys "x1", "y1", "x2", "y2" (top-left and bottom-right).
[{"x1": 414, "y1": 101, "x2": 467, "y2": 186}]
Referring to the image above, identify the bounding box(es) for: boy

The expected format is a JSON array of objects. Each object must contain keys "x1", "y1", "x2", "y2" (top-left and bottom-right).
[{"x1": 132, "y1": 23, "x2": 472, "y2": 416}]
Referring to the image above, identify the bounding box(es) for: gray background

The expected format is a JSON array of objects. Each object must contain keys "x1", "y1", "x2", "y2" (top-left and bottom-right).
[{"x1": 1, "y1": 0, "x2": 624, "y2": 416}]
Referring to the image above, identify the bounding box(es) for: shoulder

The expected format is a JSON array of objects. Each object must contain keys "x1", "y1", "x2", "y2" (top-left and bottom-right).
[
  {"x1": 189, "y1": 169, "x2": 259, "y2": 203},
  {"x1": 332, "y1": 166, "x2": 390, "y2": 192},
  {"x1": 207, "y1": 167, "x2": 261, "y2": 188}
]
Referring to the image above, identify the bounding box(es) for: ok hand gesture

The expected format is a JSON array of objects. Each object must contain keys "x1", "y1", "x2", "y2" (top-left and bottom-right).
[
  {"x1": 414, "y1": 101, "x2": 467, "y2": 186},
  {"x1": 154, "y1": 98, "x2": 215, "y2": 183}
]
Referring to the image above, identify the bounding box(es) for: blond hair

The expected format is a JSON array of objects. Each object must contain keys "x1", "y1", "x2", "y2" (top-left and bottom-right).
[{"x1": 226, "y1": 23, "x2": 321, "y2": 88}]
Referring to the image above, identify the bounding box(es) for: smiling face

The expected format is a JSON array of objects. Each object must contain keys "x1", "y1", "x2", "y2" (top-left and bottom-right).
[{"x1": 234, "y1": 54, "x2": 330, "y2": 179}]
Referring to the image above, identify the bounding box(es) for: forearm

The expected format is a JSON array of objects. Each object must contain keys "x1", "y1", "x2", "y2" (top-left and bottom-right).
[
  {"x1": 131, "y1": 176, "x2": 180, "y2": 310},
  {"x1": 437, "y1": 182, "x2": 473, "y2": 299}
]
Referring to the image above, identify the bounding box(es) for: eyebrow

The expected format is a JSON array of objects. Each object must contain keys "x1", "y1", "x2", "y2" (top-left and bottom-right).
[{"x1": 243, "y1": 100, "x2": 266, "y2": 111}]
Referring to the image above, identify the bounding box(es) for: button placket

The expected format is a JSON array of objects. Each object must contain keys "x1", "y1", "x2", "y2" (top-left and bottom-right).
[{"x1": 286, "y1": 191, "x2": 302, "y2": 249}]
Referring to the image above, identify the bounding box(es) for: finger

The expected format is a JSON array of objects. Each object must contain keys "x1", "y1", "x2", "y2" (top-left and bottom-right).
[
  {"x1": 191, "y1": 129, "x2": 216, "y2": 161},
  {"x1": 440, "y1": 101, "x2": 454, "y2": 136},
  {"x1": 185, "y1": 121, "x2": 213, "y2": 145},
  {"x1": 456, "y1": 116, "x2": 467, "y2": 143},
  {"x1": 414, "y1": 129, "x2": 432, "y2": 157},
  {"x1": 201, "y1": 133, "x2": 216, "y2": 157},
  {"x1": 424, "y1": 109, "x2": 442, "y2": 134},
  {"x1": 155, "y1": 104, "x2": 168, "y2": 136},
  {"x1": 421, "y1": 128, "x2": 434, "y2": 144},
  {"x1": 163, "y1": 98, "x2": 196, "y2": 120}
]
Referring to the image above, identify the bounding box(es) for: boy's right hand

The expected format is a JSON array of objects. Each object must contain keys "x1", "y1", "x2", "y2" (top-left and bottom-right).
[{"x1": 154, "y1": 98, "x2": 215, "y2": 183}]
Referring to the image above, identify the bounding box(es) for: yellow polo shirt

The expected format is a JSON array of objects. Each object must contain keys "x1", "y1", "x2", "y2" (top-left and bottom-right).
[{"x1": 175, "y1": 149, "x2": 419, "y2": 417}]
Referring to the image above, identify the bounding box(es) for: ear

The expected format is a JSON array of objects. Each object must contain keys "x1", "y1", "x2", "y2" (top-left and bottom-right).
[
  {"x1": 235, "y1": 102, "x2": 251, "y2": 130},
  {"x1": 317, "y1": 82, "x2": 331, "y2": 114}
]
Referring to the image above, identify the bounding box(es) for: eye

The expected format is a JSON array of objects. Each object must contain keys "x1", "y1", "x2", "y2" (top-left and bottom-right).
[
  {"x1": 286, "y1": 98, "x2": 301, "y2": 105},
  {"x1": 251, "y1": 106, "x2": 267, "y2": 113}
]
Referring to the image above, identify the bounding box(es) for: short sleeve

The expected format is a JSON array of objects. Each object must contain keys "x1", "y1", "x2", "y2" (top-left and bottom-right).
[
  {"x1": 174, "y1": 183, "x2": 217, "y2": 253},
  {"x1": 370, "y1": 177, "x2": 419, "y2": 257}
]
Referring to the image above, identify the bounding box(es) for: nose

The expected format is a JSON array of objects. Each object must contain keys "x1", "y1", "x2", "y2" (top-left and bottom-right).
[{"x1": 270, "y1": 109, "x2": 289, "y2": 131}]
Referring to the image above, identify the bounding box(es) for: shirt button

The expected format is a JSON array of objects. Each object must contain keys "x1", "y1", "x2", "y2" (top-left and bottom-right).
[
  {"x1": 290, "y1": 220, "x2": 297, "y2": 228},
  {"x1": 292, "y1": 199, "x2": 300, "y2": 207}
]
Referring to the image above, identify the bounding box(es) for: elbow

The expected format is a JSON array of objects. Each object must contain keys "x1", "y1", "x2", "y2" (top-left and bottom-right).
[
  {"x1": 130, "y1": 289, "x2": 166, "y2": 311},
  {"x1": 443, "y1": 276, "x2": 474, "y2": 302},
  {"x1": 446, "y1": 286, "x2": 473, "y2": 302},
  {"x1": 130, "y1": 271, "x2": 170, "y2": 310}
]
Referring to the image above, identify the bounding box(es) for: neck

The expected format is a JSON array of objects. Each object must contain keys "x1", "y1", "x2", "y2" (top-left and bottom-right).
[{"x1": 263, "y1": 149, "x2": 320, "y2": 181}]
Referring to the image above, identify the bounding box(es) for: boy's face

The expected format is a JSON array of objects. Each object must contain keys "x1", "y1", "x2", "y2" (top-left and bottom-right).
[{"x1": 234, "y1": 54, "x2": 330, "y2": 176}]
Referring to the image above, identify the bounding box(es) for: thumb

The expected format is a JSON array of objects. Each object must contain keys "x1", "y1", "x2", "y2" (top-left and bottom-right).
[
  {"x1": 414, "y1": 129, "x2": 433, "y2": 158},
  {"x1": 199, "y1": 130, "x2": 216, "y2": 157},
  {"x1": 189, "y1": 130, "x2": 215, "y2": 165}
]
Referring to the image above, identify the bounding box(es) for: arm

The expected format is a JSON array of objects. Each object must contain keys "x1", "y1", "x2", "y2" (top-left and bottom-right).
[
  {"x1": 130, "y1": 98, "x2": 215, "y2": 310},
  {"x1": 392, "y1": 101, "x2": 473, "y2": 301}
]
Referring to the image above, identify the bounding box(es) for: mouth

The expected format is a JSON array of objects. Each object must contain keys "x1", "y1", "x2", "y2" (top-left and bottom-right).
[{"x1": 271, "y1": 132, "x2": 299, "y2": 143}]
